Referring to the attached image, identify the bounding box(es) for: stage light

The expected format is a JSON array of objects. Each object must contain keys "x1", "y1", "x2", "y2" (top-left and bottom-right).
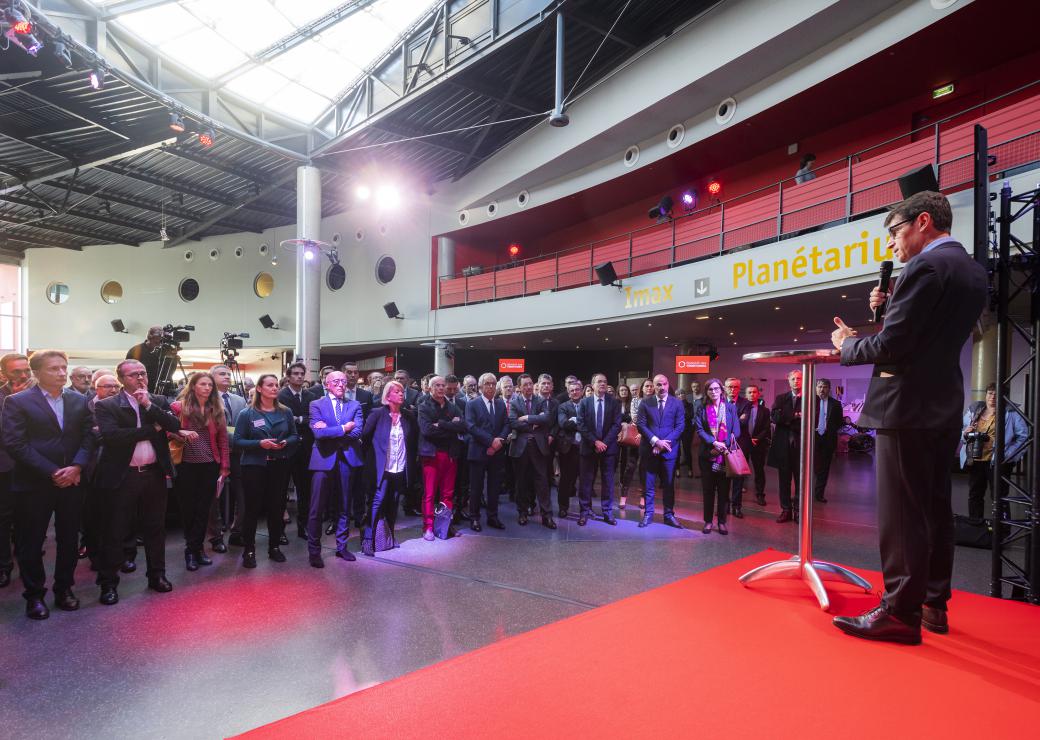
[
  {"x1": 594, "y1": 261, "x2": 622, "y2": 288},
  {"x1": 681, "y1": 190, "x2": 697, "y2": 210},
  {"x1": 168, "y1": 112, "x2": 185, "y2": 133},
  {"x1": 355, "y1": 185, "x2": 371, "y2": 201},
  {"x1": 197, "y1": 128, "x2": 215, "y2": 148},
  {"x1": 88, "y1": 66, "x2": 105, "y2": 90},
  {"x1": 507, "y1": 243, "x2": 521, "y2": 260},
  {"x1": 707, "y1": 180, "x2": 722, "y2": 197},
  {"x1": 303, "y1": 248, "x2": 315, "y2": 261},
  {"x1": 11, "y1": 19, "x2": 29, "y2": 33},
  {"x1": 50, "y1": 36, "x2": 71, "y2": 68},
  {"x1": 647, "y1": 195, "x2": 674, "y2": 223},
  {"x1": 375, "y1": 185, "x2": 399, "y2": 210},
  {"x1": 3, "y1": 4, "x2": 41, "y2": 56},
  {"x1": 259, "y1": 314, "x2": 279, "y2": 330}
]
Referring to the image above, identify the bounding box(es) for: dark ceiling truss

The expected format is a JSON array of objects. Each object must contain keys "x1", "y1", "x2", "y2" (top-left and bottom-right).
[{"x1": 0, "y1": 208, "x2": 138, "y2": 246}]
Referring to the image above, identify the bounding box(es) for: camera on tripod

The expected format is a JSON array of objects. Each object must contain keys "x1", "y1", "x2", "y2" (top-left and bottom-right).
[
  {"x1": 161, "y1": 324, "x2": 195, "y2": 348},
  {"x1": 220, "y1": 331, "x2": 250, "y2": 359}
]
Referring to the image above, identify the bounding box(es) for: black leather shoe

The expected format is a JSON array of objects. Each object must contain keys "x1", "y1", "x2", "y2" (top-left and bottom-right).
[
  {"x1": 577, "y1": 513, "x2": 588, "y2": 526},
  {"x1": 278, "y1": 533, "x2": 289, "y2": 546},
  {"x1": 470, "y1": 519, "x2": 483, "y2": 532},
  {"x1": 833, "y1": 605, "x2": 921, "y2": 645},
  {"x1": 99, "y1": 586, "x2": 118, "y2": 605},
  {"x1": 228, "y1": 533, "x2": 245, "y2": 547},
  {"x1": 602, "y1": 514, "x2": 618, "y2": 526},
  {"x1": 0, "y1": 570, "x2": 10, "y2": 588},
  {"x1": 732, "y1": 506, "x2": 744, "y2": 519},
  {"x1": 210, "y1": 539, "x2": 228, "y2": 554},
  {"x1": 486, "y1": 517, "x2": 505, "y2": 530},
  {"x1": 755, "y1": 494, "x2": 767, "y2": 506},
  {"x1": 922, "y1": 605, "x2": 949, "y2": 634},
  {"x1": 776, "y1": 509, "x2": 793, "y2": 523},
  {"x1": 268, "y1": 547, "x2": 286, "y2": 563},
  {"x1": 54, "y1": 588, "x2": 79, "y2": 611},
  {"x1": 663, "y1": 514, "x2": 684, "y2": 529},
  {"x1": 309, "y1": 554, "x2": 324, "y2": 568},
  {"x1": 518, "y1": 514, "x2": 528, "y2": 526},
  {"x1": 196, "y1": 551, "x2": 213, "y2": 566},
  {"x1": 638, "y1": 514, "x2": 652, "y2": 528},
  {"x1": 120, "y1": 559, "x2": 137, "y2": 574},
  {"x1": 148, "y1": 576, "x2": 173, "y2": 593},
  {"x1": 242, "y1": 550, "x2": 257, "y2": 568},
  {"x1": 558, "y1": 510, "x2": 569, "y2": 520},
  {"x1": 297, "y1": 528, "x2": 308, "y2": 540},
  {"x1": 717, "y1": 521, "x2": 728, "y2": 535},
  {"x1": 26, "y1": 598, "x2": 49, "y2": 620},
  {"x1": 185, "y1": 551, "x2": 199, "y2": 571},
  {"x1": 335, "y1": 549, "x2": 356, "y2": 562},
  {"x1": 541, "y1": 515, "x2": 557, "y2": 530},
  {"x1": 324, "y1": 522, "x2": 335, "y2": 536},
  {"x1": 702, "y1": 522, "x2": 713, "y2": 534}
]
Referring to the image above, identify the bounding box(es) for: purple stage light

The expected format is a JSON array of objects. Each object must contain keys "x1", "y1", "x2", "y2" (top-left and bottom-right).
[{"x1": 304, "y1": 249, "x2": 315, "y2": 261}]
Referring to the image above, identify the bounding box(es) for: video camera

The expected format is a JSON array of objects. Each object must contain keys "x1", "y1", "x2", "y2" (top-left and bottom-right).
[
  {"x1": 220, "y1": 331, "x2": 250, "y2": 360},
  {"x1": 161, "y1": 324, "x2": 195, "y2": 348}
]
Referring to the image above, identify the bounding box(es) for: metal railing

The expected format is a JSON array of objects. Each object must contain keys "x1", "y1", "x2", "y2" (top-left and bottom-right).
[{"x1": 438, "y1": 80, "x2": 1040, "y2": 308}]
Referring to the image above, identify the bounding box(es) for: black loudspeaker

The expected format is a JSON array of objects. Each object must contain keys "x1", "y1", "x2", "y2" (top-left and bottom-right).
[
  {"x1": 259, "y1": 314, "x2": 276, "y2": 329},
  {"x1": 595, "y1": 261, "x2": 619, "y2": 287},
  {"x1": 897, "y1": 164, "x2": 940, "y2": 199},
  {"x1": 383, "y1": 302, "x2": 402, "y2": 319},
  {"x1": 110, "y1": 319, "x2": 126, "y2": 333}
]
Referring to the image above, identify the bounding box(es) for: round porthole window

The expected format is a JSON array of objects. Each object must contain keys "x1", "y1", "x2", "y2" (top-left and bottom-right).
[
  {"x1": 715, "y1": 97, "x2": 737, "y2": 125},
  {"x1": 517, "y1": 190, "x2": 530, "y2": 208},
  {"x1": 254, "y1": 272, "x2": 274, "y2": 298},
  {"x1": 100, "y1": 280, "x2": 123, "y2": 304},
  {"x1": 667, "y1": 124, "x2": 685, "y2": 148},
  {"x1": 623, "y1": 145, "x2": 640, "y2": 167},
  {"x1": 375, "y1": 255, "x2": 396, "y2": 285},
  {"x1": 327, "y1": 264, "x2": 346, "y2": 291},
  {"x1": 46, "y1": 282, "x2": 69, "y2": 305},
  {"x1": 179, "y1": 278, "x2": 200, "y2": 302}
]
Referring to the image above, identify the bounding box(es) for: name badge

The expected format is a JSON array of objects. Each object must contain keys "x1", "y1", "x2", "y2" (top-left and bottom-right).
[{"x1": 252, "y1": 419, "x2": 266, "y2": 428}]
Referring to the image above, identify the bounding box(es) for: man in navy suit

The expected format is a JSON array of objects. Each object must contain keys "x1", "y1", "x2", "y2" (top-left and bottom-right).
[
  {"x1": 831, "y1": 191, "x2": 988, "y2": 644},
  {"x1": 464, "y1": 372, "x2": 509, "y2": 531},
  {"x1": 307, "y1": 371, "x2": 363, "y2": 566},
  {"x1": 338, "y1": 362, "x2": 374, "y2": 529},
  {"x1": 0, "y1": 351, "x2": 33, "y2": 590},
  {"x1": 279, "y1": 361, "x2": 313, "y2": 539},
  {"x1": 724, "y1": 377, "x2": 753, "y2": 518},
  {"x1": 813, "y1": 378, "x2": 844, "y2": 503},
  {"x1": 2, "y1": 350, "x2": 95, "y2": 619},
  {"x1": 636, "y1": 373, "x2": 685, "y2": 528},
  {"x1": 508, "y1": 374, "x2": 555, "y2": 529},
  {"x1": 744, "y1": 384, "x2": 772, "y2": 506},
  {"x1": 576, "y1": 373, "x2": 623, "y2": 526},
  {"x1": 555, "y1": 379, "x2": 584, "y2": 519}
]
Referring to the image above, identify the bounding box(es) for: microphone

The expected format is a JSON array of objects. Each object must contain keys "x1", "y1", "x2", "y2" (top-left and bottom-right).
[{"x1": 873, "y1": 260, "x2": 894, "y2": 323}]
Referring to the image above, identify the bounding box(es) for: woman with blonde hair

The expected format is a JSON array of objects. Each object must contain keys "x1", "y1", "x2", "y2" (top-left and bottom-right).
[{"x1": 171, "y1": 372, "x2": 230, "y2": 571}]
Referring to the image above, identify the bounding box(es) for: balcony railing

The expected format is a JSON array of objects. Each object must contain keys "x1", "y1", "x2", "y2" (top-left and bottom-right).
[{"x1": 438, "y1": 81, "x2": 1040, "y2": 309}]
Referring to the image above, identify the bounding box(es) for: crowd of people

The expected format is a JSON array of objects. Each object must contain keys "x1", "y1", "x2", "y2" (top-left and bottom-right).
[{"x1": 0, "y1": 346, "x2": 866, "y2": 621}]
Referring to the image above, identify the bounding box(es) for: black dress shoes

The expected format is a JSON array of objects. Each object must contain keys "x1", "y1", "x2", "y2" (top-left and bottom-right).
[
  {"x1": 922, "y1": 605, "x2": 949, "y2": 634},
  {"x1": 731, "y1": 506, "x2": 744, "y2": 519},
  {"x1": 99, "y1": 586, "x2": 119, "y2": 605},
  {"x1": 297, "y1": 528, "x2": 308, "y2": 540},
  {"x1": 54, "y1": 588, "x2": 79, "y2": 611},
  {"x1": 558, "y1": 510, "x2": 569, "y2": 520},
  {"x1": 717, "y1": 521, "x2": 728, "y2": 535},
  {"x1": 278, "y1": 533, "x2": 289, "y2": 546},
  {"x1": 228, "y1": 533, "x2": 245, "y2": 547},
  {"x1": 470, "y1": 519, "x2": 483, "y2": 532},
  {"x1": 663, "y1": 513, "x2": 684, "y2": 529},
  {"x1": 0, "y1": 569, "x2": 11, "y2": 588},
  {"x1": 602, "y1": 514, "x2": 618, "y2": 526},
  {"x1": 776, "y1": 509, "x2": 793, "y2": 523},
  {"x1": 755, "y1": 494, "x2": 767, "y2": 506},
  {"x1": 486, "y1": 516, "x2": 505, "y2": 530},
  {"x1": 638, "y1": 514, "x2": 652, "y2": 528},
  {"x1": 196, "y1": 551, "x2": 213, "y2": 566},
  {"x1": 541, "y1": 515, "x2": 557, "y2": 530},
  {"x1": 309, "y1": 554, "x2": 324, "y2": 568},
  {"x1": 242, "y1": 550, "x2": 257, "y2": 568},
  {"x1": 26, "y1": 598, "x2": 49, "y2": 620},
  {"x1": 148, "y1": 576, "x2": 173, "y2": 593},
  {"x1": 518, "y1": 514, "x2": 528, "y2": 526},
  {"x1": 324, "y1": 522, "x2": 335, "y2": 536},
  {"x1": 268, "y1": 547, "x2": 287, "y2": 563},
  {"x1": 833, "y1": 605, "x2": 921, "y2": 645},
  {"x1": 702, "y1": 522, "x2": 713, "y2": 534},
  {"x1": 120, "y1": 559, "x2": 137, "y2": 573},
  {"x1": 335, "y1": 549, "x2": 356, "y2": 562},
  {"x1": 210, "y1": 538, "x2": 228, "y2": 554},
  {"x1": 577, "y1": 513, "x2": 588, "y2": 526},
  {"x1": 185, "y1": 551, "x2": 199, "y2": 572}
]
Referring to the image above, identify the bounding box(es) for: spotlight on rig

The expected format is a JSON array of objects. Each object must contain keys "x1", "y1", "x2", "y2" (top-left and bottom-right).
[
  {"x1": 168, "y1": 111, "x2": 185, "y2": 133},
  {"x1": 3, "y1": 5, "x2": 42, "y2": 56},
  {"x1": 648, "y1": 195, "x2": 674, "y2": 223},
  {"x1": 681, "y1": 190, "x2": 697, "y2": 211},
  {"x1": 197, "y1": 127, "x2": 215, "y2": 148},
  {"x1": 88, "y1": 66, "x2": 106, "y2": 90}
]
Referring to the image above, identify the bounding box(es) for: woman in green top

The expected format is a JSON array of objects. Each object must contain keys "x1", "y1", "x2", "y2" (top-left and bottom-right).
[{"x1": 233, "y1": 374, "x2": 299, "y2": 568}]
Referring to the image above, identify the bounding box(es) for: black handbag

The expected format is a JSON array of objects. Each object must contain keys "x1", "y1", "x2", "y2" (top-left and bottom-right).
[
  {"x1": 362, "y1": 519, "x2": 397, "y2": 556},
  {"x1": 433, "y1": 502, "x2": 453, "y2": 539}
]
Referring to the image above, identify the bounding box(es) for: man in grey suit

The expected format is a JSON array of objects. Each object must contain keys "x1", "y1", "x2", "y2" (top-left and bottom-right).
[
  {"x1": 508, "y1": 374, "x2": 555, "y2": 529},
  {"x1": 211, "y1": 364, "x2": 247, "y2": 550},
  {"x1": 636, "y1": 373, "x2": 686, "y2": 528},
  {"x1": 831, "y1": 191, "x2": 988, "y2": 644}
]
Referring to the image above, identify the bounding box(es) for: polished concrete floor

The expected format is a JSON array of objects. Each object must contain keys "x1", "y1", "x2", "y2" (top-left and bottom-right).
[{"x1": 1, "y1": 453, "x2": 995, "y2": 739}]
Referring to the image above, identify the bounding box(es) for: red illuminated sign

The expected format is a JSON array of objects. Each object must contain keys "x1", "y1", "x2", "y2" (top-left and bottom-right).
[
  {"x1": 499, "y1": 358, "x2": 525, "y2": 373},
  {"x1": 384, "y1": 355, "x2": 395, "y2": 372},
  {"x1": 675, "y1": 355, "x2": 710, "y2": 374}
]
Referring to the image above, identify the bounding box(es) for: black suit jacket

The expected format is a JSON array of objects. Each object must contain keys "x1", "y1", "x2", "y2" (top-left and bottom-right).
[
  {"x1": 363, "y1": 406, "x2": 416, "y2": 487},
  {"x1": 508, "y1": 394, "x2": 551, "y2": 457},
  {"x1": 814, "y1": 395, "x2": 844, "y2": 447},
  {"x1": 2, "y1": 388, "x2": 95, "y2": 492},
  {"x1": 746, "y1": 399, "x2": 772, "y2": 449},
  {"x1": 841, "y1": 240, "x2": 988, "y2": 430},
  {"x1": 464, "y1": 395, "x2": 509, "y2": 461},
  {"x1": 93, "y1": 392, "x2": 181, "y2": 489},
  {"x1": 347, "y1": 387, "x2": 375, "y2": 420},
  {"x1": 730, "y1": 396, "x2": 753, "y2": 453},
  {"x1": 278, "y1": 386, "x2": 314, "y2": 444},
  {"x1": 576, "y1": 394, "x2": 623, "y2": 456},
  {"x1": 556, "y1": 399, "x2": 581, "y2": 454},
  {"x1": 767, "y1": 391, "x2": 802, "y2": 469}
]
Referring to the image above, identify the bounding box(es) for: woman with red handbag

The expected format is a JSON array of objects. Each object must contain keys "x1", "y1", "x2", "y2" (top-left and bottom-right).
[{"x1": 693, "y1": 378, "x2": 740, "y2": 535}]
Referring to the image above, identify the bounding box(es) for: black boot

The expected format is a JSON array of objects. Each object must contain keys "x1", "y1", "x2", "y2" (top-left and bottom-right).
[{"x1": 185, "y1": 550, "x2": 199, "y2": 571}]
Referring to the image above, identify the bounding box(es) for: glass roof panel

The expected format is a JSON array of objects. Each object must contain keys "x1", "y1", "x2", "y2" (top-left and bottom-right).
[
  {"x1": 181, "y1": 0, "x2": 295, "y2": 54},
  {"x1": 269, "y1": 0, "x2": 348, "y2": 26},
  {"x1": 224, "y1": 65, "x2": 289, "y2": 104},
  {"x1": 267, "y1": 43, "x2": 361, "y2": 98},
  {"x1": 117, "y1": 4, "x2": 202, "y2": 47},
  {"x1": 263, "y1": 82, "x2": 332, "y2": 121},
  {"x1": 158, "y1": 27, "x2": 251, "y2": 78}
]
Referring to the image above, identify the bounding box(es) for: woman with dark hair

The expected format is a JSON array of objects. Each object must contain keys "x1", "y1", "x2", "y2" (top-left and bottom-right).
[
  {"x1": 361, "y1": 380, "x2": 415, "y2": 554},
  {"x1": 171, "y1": 372, "x2": 230, "y2": 571},
  {"x1": 630, "y1": 378, "x2": 654, "y2": 510},
  {"x1": 233, "y1": 373, "x2": 298, "y2": 567},
  {"x1": 616, "y1": 383, "x2": 637, "y2": 510},
  {"x1": 694, "y1": 377, "x2": 740, "y2": 534}
]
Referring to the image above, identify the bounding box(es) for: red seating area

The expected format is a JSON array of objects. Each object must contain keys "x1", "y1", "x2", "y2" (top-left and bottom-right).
[{"x1": 438, "y1": 92, "x2": 1040, "y2": 308}]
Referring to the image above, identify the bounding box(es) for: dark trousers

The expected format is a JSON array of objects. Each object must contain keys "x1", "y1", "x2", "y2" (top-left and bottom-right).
[
  {"x1": 241, "y1": 460, "x2": 290, "y2": 552},
  {"x1": 777, "y1": 461, "x2": 801, "y2": 511},
  {"x1": 749, "y1": 444, "x2": 768, "y2": 498},
  {"x1": 366, "y1": 470, "x2": 405, "y2": 535},
  {"x1": 288, "y1": 444, "x2": 312, "y2": 534},
  {"x1": 557, "y1": 447, "x2": 579, "y2": 513},
  {"x1": 454, "y1": 453, "x2": 471, "y2": 514},
  {"x1": 224, "y1": 452, "x2": 244, "y2": 536},
  {"x1": 469, "y1": 456, "x2": 504, "y2": 519},
  {"x1": 98, "y1": 466, "x2": 167, "y2": 587},
  {"x1": 617, "y1": 445, "x2": 638, "y2": 495},
  {"x1": 502, "y1": 453, "x2": 515, "y2": 499},
  {"x1": 729, "y1": 474, "x2": 747, "y2": 508},
  {"x1": 967, "y1": 461, "x2": 1011, "y2": 521},
  {"x1": 513, "y1": 443, "x2": 551, "y2": 515},
  {"x1": 643, "y1": 453, "x2": 676, "y2": 516},
  {"x1": 876, "y1": 428, "x2": 959, "y2": 619},
  {"x1": 814, "y1": 436, "x2": 835, "y2": 500},
  {"x1": 15, "y1": 482, "x2": 84, "y2": 599},
  {"x1": 700, "y1": 458, "x2": 729, "y2": 524},
  {"x1": 680, "y1": 430, "x2": 695, "y2": 473},
  {"x1": 81, "y1": 484, "x2": 104, "y2": 567},
  {"x1": 309, "y1": 459, "x2": 358, "y2": 555},
  {"x1": 0, "y1": 470, "x2": 13, "y2": 574},
  {"x1": 176, "y1": 461, "x2": 220, "y2": 553},
  {"x1": 579, "y1": 451, "x2": 617, "y2": 514}
]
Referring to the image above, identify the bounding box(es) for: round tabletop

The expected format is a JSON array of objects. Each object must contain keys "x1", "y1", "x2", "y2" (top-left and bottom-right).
[{"x1": 742, "y1": 348, "x2": 841, "y2": 364}]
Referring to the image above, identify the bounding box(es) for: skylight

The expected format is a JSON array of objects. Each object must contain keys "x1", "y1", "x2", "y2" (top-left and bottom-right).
[{"x1": 87, "y1": 0, "x2": 436, "y2": 124}]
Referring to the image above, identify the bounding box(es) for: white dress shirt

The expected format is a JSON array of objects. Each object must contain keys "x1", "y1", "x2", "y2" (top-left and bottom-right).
[{"x1": 123, "y1": 391, "x2": 157, "y2": 467}]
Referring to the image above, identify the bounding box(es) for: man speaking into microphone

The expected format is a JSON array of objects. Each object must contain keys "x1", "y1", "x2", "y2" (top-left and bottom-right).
[{"x1": 830, "y1": 191, "x2": 987, "y2": 645}]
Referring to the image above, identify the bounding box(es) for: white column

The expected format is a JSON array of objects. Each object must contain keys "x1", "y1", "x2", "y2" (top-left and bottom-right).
[
  {"x1": 295, "y1": 166, "x2": 322, "y2": 375},
  {"x1": 434, "y1": 237, "x2": 456, "y2": 376}
]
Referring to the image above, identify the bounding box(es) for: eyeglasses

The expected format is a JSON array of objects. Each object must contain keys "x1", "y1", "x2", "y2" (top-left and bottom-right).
[
  {"x1": 886, "y1": 217, "x2": 913, "y2": 239},
  {"x1": 122, "y1": 371, "x2": 147, "y2": 379},
  {"x1": 327, "y1": 379, "x2": 347, "y2": 385},
  {"x1": 96, "y1": 384, "x2": 121, "y2": 390}
]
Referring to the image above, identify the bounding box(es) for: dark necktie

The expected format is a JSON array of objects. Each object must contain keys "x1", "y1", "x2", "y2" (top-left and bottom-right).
[
  {"x1": 526, "y1": 398, "x2": 531, "y2": 414},
  {"x1": 659, "y1": 397, "x2": 665, "y2": 412},
  {"x1": 222, "y1": 392, "x2": 232, "y2": 424},
  {"x1": 596, "y1": 398, "x2": 603, "y2": 436},
  {"x1": 334, "y1": 399, "x2": 342, "y2": 424}
]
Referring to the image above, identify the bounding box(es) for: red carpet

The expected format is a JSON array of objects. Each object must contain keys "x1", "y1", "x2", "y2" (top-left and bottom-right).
[{"x1": 238, "y1": 550, "x2": 1040, "y2": 739}]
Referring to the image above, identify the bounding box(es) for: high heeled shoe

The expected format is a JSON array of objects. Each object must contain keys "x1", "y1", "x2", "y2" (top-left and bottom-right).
[{"x1": 619, "y1": 496, "x2": 627, "y2": 510}]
